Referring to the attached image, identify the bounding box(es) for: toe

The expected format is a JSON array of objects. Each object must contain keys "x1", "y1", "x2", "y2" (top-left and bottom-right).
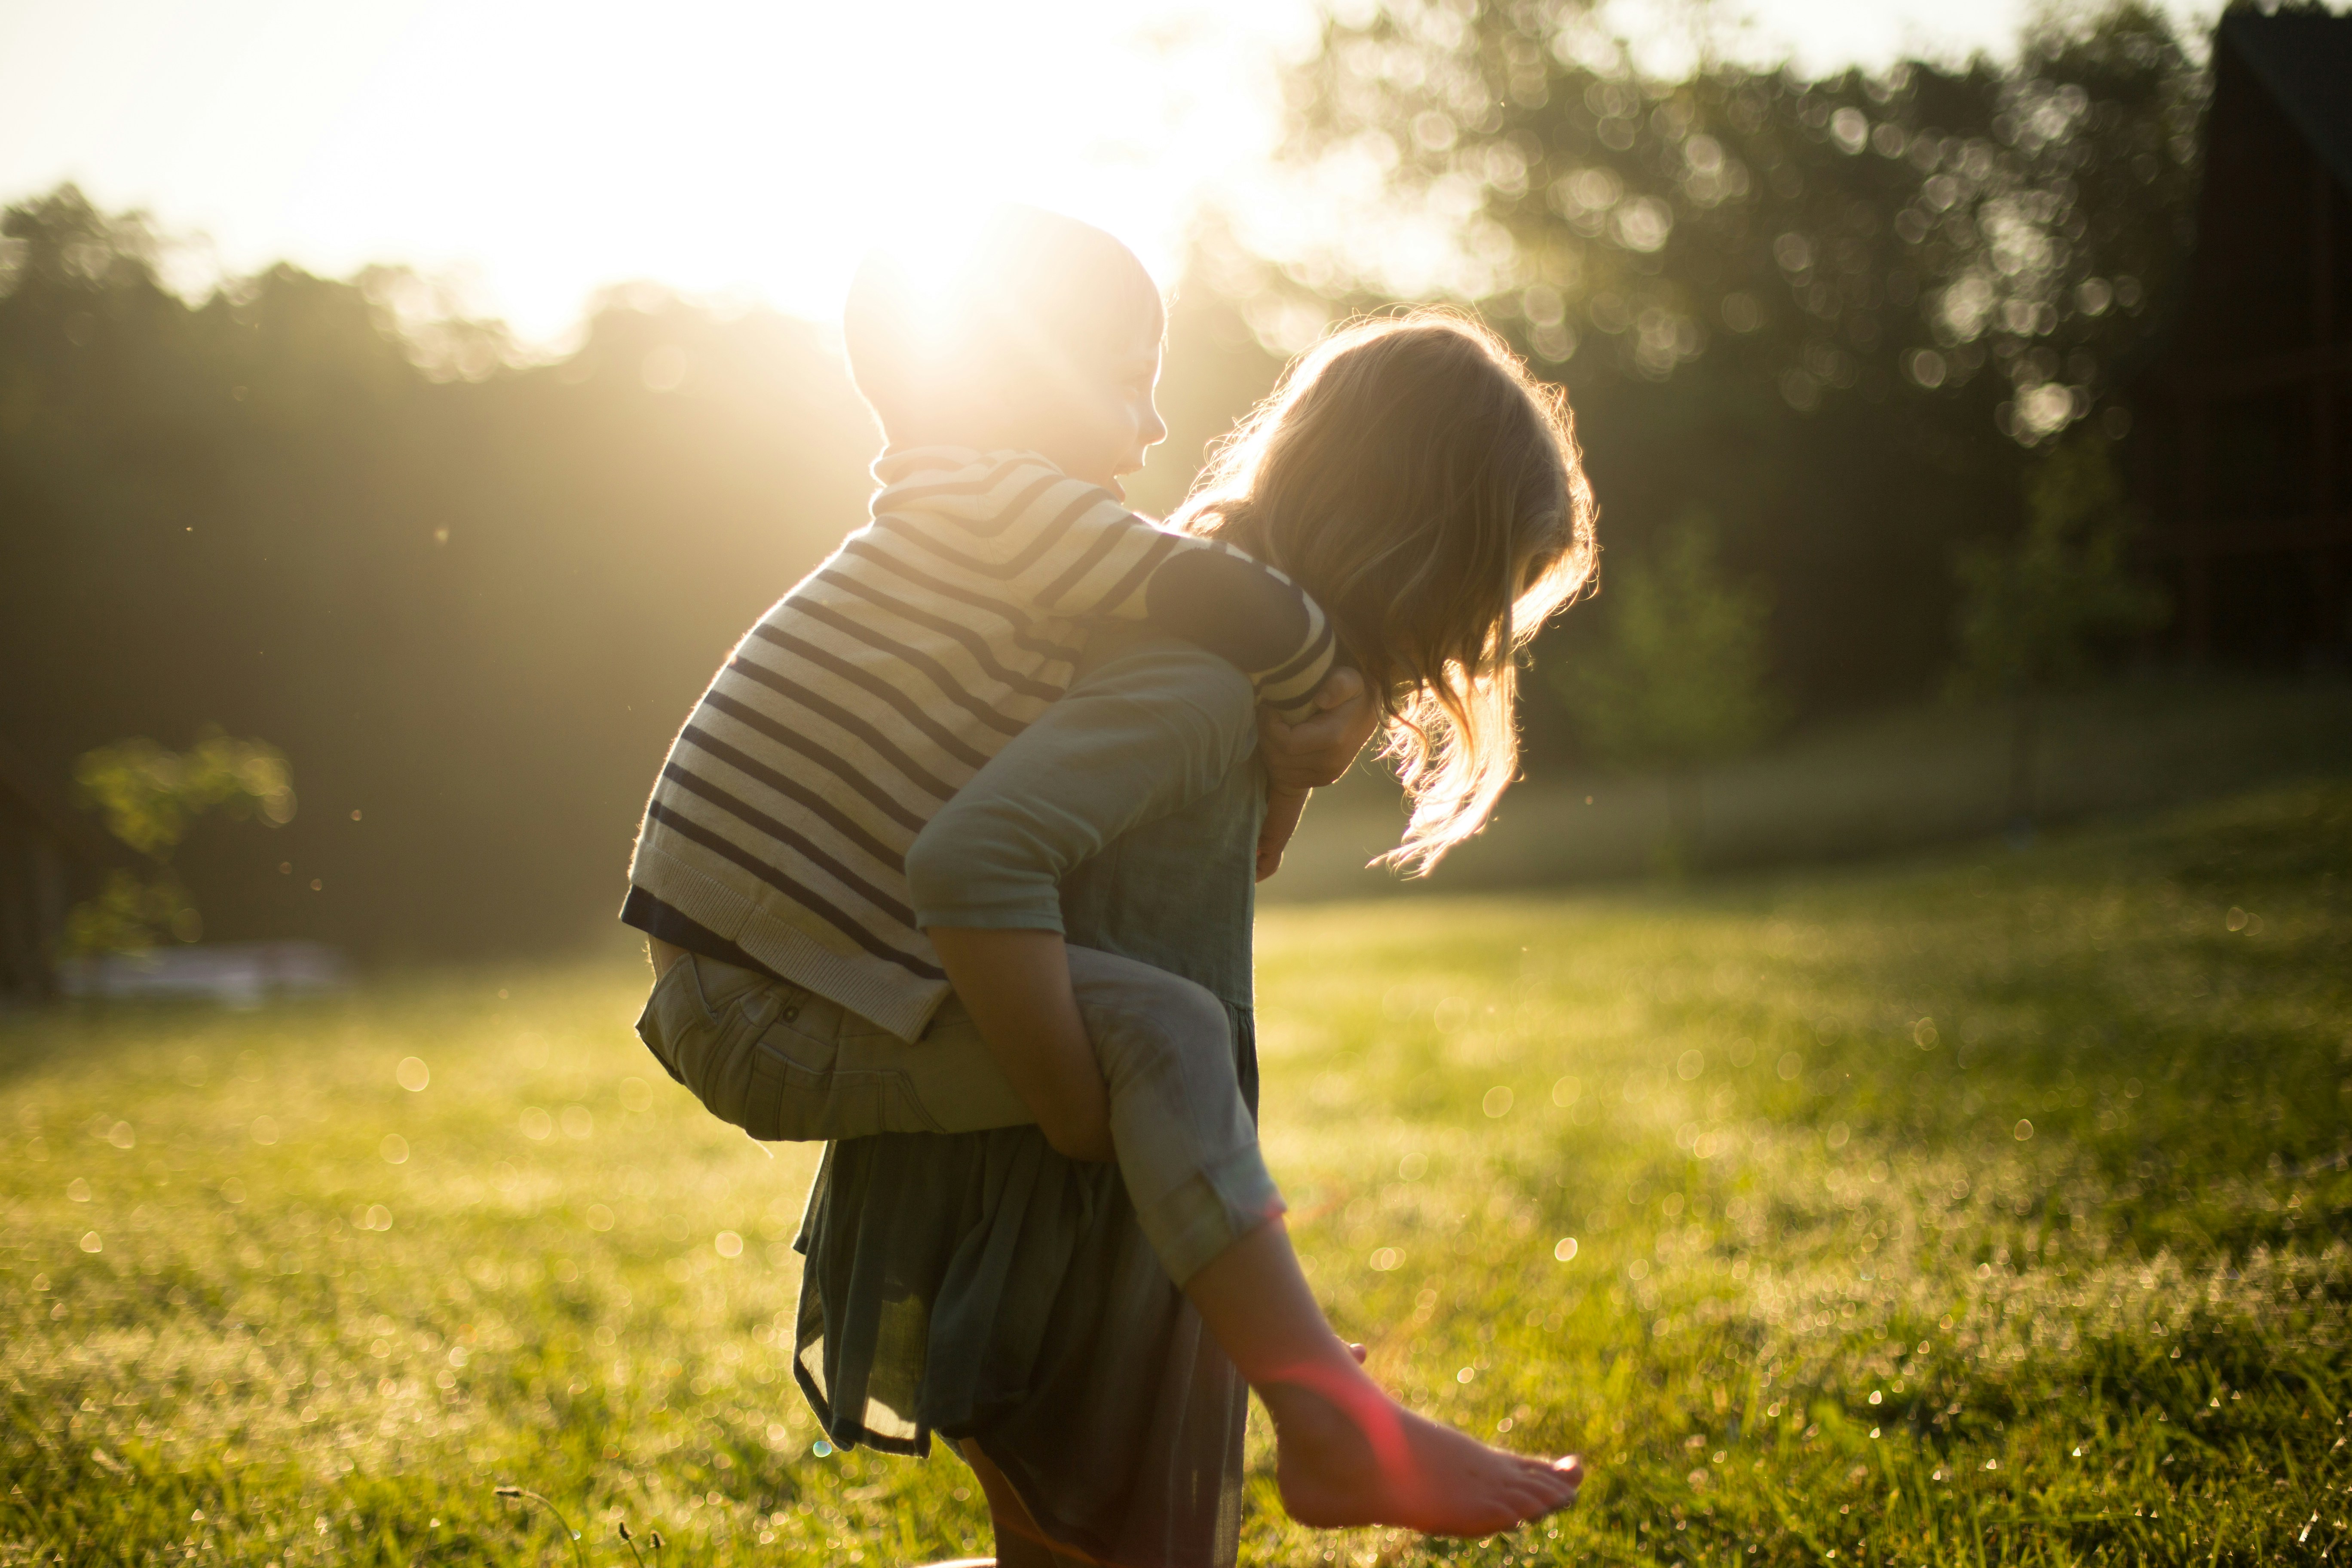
[
  {"x1": 1500, "y1": 1483, "x2": 1555, "y2": 1519},
  {"x1": 1524, "y1": 1468, "x2": 1579, "y2": 1516},
  {"x1": 1510, "y1": 1458, "x2": 1571, "y2": 1495}
]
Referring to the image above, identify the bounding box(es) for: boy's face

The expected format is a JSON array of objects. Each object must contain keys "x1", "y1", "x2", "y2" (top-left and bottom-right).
[{"x1": 1018, "y1": 318, "x2": 1168, "y2": 500}]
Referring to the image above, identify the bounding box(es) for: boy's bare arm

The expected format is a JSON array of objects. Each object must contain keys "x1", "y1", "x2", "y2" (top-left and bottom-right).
[
  {"x1": 1256, "y1": 668, "x2": 1383, "y2": 881},
  {"x1": 926, "y1": 926, "x2": 1113, "y2": 1162}
]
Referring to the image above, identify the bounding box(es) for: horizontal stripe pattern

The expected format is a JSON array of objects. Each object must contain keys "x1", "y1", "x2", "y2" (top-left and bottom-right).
[{"x1": 627, "y1": 446, "x2": 1335, "y2": 1041}]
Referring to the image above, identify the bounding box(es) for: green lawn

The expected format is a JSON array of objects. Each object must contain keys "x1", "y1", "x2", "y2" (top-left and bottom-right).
[
  {"x1": 6, "y1": 781, "x2": 2349, "y2": 1566},
  {"x1": 1268, "y1": 675, "x2": 2352, "y2": 900}
]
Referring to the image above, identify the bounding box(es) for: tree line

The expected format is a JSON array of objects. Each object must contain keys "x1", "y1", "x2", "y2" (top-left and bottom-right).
[
  {"x1": 0, "y1": 5, "x2": 2208, "y2": 954},
  {"x1": 1, "y1": 187, "x2": 874, "y2": 956},
  {"x1": 1218, "y1": 0, "x2": 2200, "y2": 837}
]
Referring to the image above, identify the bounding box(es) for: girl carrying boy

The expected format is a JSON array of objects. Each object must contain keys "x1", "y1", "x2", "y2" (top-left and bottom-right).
[{"x1": 625, "y1": 207, "x2": 1596, "y2": 1565}]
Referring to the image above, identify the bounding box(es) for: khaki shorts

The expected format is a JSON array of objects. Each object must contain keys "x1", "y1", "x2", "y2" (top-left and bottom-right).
[{"x1": 634, "y1": 945, "x2": 1282, "y2": 1284}]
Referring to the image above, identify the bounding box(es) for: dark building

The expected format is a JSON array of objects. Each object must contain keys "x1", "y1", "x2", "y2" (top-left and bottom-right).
[
  {"x1": 0, "y1": 738, "x2": 101, "y2": 1001},
  {"x1": 2133, "y1": 10, "x2": 2352, "y2": 663}
]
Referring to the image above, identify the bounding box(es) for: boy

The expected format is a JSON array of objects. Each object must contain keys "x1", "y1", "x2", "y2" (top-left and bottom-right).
[{"x1": 625, "y1": 205, "x2": 1363, "y2": 1287}]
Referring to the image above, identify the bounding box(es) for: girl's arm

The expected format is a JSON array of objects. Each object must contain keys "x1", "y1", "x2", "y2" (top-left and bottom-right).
[
  {"x1": 1253, "y1": 667, "x2": 1383, "y2": 880},
  {"x1": 903, "y1": 631, "x2": 1258, "y2": 1159},
  {"x1": 925, "y1": 928, "x2": 1108, "y2": 1161}
]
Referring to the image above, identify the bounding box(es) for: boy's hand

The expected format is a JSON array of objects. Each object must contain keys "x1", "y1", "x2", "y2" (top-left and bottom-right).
[
  {"x1": 1259, "y1": 666, "x2": 1381, "y2": 792},
  {"x1": 1256, "y1": 668, "x2": 1382, "y2": 881}
]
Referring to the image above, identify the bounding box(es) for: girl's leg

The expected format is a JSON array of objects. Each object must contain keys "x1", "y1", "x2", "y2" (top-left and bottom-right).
[
  {"x1": 959, "y1": 1443, "x2": 1098, "y2": 1568},
  {"x1": 1183, "y1": 1217, "x2": 1583, "y2": 1537}
]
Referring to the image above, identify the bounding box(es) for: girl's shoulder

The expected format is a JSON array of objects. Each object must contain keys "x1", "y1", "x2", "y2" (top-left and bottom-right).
[{"x1": 1069, "y1": 625, "x2": 1259, "y2": 756}]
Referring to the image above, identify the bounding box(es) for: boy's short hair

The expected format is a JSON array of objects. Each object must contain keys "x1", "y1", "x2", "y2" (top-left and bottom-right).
[{"x1": 844, "y1": 205, "x2": 1164, "y2": 445}]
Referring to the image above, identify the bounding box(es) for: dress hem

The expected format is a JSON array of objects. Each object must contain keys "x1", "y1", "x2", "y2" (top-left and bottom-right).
[{"x1": 793, "y1": 1353, "x2": 934, "y2": 1459}]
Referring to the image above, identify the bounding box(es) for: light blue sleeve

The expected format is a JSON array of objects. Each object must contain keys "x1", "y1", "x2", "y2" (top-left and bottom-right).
[{"x1": 903, "y1": 635, "x2": 1257, "y2": 932}]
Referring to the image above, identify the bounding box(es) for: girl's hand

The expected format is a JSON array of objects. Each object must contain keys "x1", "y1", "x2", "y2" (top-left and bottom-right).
[
  {"x1": 1256, "y1": 668, "x2": 1381, "y2": 880},
  {"x1": 1259, "y1": 667, "x2": 1380, "y2": 792}
]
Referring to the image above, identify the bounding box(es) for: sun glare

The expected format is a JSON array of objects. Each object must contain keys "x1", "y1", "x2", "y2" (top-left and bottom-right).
[
  {"x1": 0, "y1": 0, "x2": 1312, "y2": 340},
  {"x1": 0, "y1": 0, "x2": 2218, "y2": 341},
  {"x1": 278, "y1": 0, "x2": 1231, "y2": 336}
]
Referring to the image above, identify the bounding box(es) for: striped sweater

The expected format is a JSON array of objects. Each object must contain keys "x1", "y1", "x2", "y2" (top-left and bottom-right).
[{"x1": 623, "y1": 446, "x2": 1333, "y2": 1041}]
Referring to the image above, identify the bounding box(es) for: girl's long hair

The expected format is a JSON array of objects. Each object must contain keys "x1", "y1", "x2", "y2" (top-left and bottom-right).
[{"x1": 1170, "y1": 310, "x2": 1597, "y2": 873}]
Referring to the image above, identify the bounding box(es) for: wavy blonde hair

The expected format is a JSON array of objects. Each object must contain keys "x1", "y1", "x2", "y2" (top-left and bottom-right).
[{"x1": 1170, "y1": 311, "x2": 1597, "y2": 873}]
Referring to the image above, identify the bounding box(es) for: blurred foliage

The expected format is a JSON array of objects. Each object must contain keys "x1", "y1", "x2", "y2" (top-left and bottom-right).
[
  {"x1": 1555, "y1": 512, "x2": 1784, "y2": 772},
  {"x1": 1262, "y1": 0, "x2": 2199, "y2": 431},
  {"x1": 1950, "y1": 433, "x2": 2168, "y2": 821},
  {"x1": 0, "y1": 184, "x2": 876, "y2": 958},
  {"x1": 1278, "y1": 676, "x2": 2352, "y2": 896},
  {"x1": 63, "y1": 868, "x2": 203, "y2": 956},
  {"x1": 1212, "y1": 0, "x2": 2205, "y2": 746},
  {"x1": 1553, "y1": 513, "x2": 1785, "y2": 870},
  {"x1": 63, "y1": 730, "x2": 295, "y2": 955},
  {"x1": 74, "y1": 730, "x2": 294, "y2": 861},
  {"x1": 1950, "y1": 433, "x2": 2168, "y2": 701}
]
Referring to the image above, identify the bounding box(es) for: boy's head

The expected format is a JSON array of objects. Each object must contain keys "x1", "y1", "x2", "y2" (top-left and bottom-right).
[{"x1": 845, "y1": 205, "x2": 1167, "y2": 495}]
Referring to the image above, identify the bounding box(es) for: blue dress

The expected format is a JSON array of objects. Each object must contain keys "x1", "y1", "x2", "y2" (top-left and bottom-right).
[{"x1": 793, "y1": 627, "x2": 1265, "y2": 1568}]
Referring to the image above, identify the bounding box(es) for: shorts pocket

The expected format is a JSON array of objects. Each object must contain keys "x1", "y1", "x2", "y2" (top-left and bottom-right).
[
  {"x1": 632, "y1": 975, "x2": 690, "y2": 1088},
  {"x1": 742, "y1": 1023, "x2": 941, "y2": 1140},
  {"x1": 642, "y1": 956, "x2": 802, "y2": 1135}
]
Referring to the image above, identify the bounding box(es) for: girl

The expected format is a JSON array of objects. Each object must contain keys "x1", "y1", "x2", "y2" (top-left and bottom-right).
[{"x1": 794, "y1": 308, "x2": 1599, "y2": 1566}]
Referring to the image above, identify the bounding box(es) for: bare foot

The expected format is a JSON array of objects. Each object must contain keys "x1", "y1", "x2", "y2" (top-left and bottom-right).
[
  {"x1": 1261, "y1": 1365, "x2": 1581, "y2": 1537},
  {"x1": 1179, "y1": 1220, "x2": 1577, "y2": 1536}
]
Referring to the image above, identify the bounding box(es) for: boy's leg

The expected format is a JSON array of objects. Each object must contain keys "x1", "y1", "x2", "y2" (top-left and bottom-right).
[
  {"x1": 636, "y1": 952, "x2": 823, "y2": 1135},
  {"x1": 1026, "y1": 955, "x2": 1586, "y2": 1534},
  {"x1": 637, "y1": 951, "x2": 1027, "y2": 1141},
  {"x1": 1182, "y1": 1216, "x2": 1583, "y2": 1535},
  {"x1": 830, "y1": 946, "x2": 1277, "y2": 1283},
  {"x1": 1057, "y1": 947, "x2": 1283, "y2": 1286},
  {"x1": 1027, "y1": 953, "x2": 1585, "y2": 1535}
]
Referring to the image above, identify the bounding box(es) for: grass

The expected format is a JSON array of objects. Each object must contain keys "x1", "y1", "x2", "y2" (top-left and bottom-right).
[
  {"x1": 4, "y1": 778, "x2": 2349, "y2": 1565},
  {"x1": 1268, "y1": 673, "x2": 2352, "y2": 900}
]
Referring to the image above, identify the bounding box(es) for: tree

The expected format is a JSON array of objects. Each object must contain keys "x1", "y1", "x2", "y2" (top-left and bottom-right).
[
  {"x1": 1948, "y1": 432, "x2": 2166, "y2": 827},
  {"x1": 1246, "y1": 1, "x2": 2202, "y2": 440},
  {"x1": 66, "y1": 729, "x2": 294, "y2": 955},
  {"x1": 0, "y1": 184, "x2": 876, "y2": 958},
  {"x1": 1184, "y1": 2, "x2": 2208, "y2": 727},
  {"x1": 1554, "y1": 513, "x2": 1784, "y2": 869}
]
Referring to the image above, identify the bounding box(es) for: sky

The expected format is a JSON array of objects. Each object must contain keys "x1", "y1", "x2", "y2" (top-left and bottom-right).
[{"x1": 0, "y1": 0, "x2": 2222, "y2": 343}]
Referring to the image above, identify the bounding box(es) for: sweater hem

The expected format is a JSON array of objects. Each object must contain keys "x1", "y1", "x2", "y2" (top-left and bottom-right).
[{"x1": 631, "y1": 843, "x2": 948, "y2": 1042}]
